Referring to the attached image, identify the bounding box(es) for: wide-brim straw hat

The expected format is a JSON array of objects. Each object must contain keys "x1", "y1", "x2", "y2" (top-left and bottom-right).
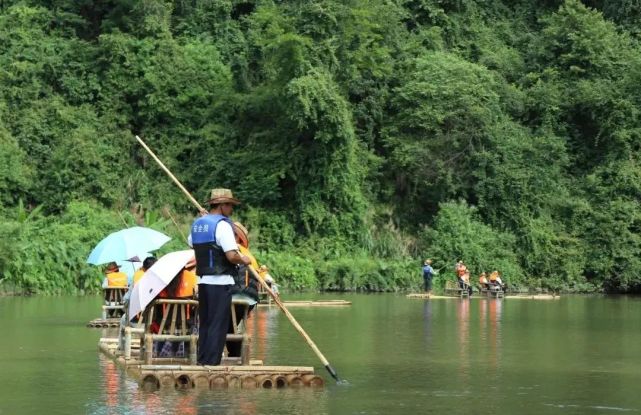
[
  {"x1": 206, "y1": 188, "x2": 240, "y2": 205},
  {"x1": 233, "y1": 222, "x2": 249, "y2": 248}
]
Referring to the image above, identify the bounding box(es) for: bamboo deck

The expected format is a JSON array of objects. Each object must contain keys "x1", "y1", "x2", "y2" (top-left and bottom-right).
[
  {"x1": 87, "y1": 318, "x2": 121, "y2": 328},
  {"x1": 99, "y1": 338, "x2": 324, "y2": 390}
]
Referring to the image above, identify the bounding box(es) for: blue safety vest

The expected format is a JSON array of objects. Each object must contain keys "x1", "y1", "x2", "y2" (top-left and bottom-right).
[{"x1": 190, "y1": 214, "x2": 234, "y2": 276}]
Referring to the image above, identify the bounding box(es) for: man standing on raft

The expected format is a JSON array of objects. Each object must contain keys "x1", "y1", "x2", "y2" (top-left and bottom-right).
[
  {"x1": 190, "y1": 188, "x2": 251, "y2": 366},
  {"x1": 422, "y1": 259, "x2": 435, "y2": 297}
]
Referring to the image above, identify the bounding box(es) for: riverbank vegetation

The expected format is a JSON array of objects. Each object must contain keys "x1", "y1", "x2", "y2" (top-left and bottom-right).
[{"x1": 1, "y1": 0, "x2": 640, "y2": 294}]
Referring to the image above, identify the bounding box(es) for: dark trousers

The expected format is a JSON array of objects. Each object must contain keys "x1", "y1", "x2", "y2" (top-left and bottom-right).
[
  {"x1": 423, "y1": 277, "x2": 432, "y2": 292},
  {"x1": 197, "y1": 284, "x2": 232, "y2": 365},
  {"x1": 458, "y1": 278, "x2": 473, "y2": 295}
]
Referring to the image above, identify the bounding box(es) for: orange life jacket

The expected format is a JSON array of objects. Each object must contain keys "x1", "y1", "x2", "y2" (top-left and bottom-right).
[
  {"x1": 106, "y1": 271, "x2": 128, "y2": 287},
  {"x1": 174, "y1": 270, "x2": 197, "y2": 298},
  {"x1": 239, "y1": 245, "x2": 260, "y2": 287},
  {"x1": 489, "y1": 271, "x2": 499, "y2": 281}
]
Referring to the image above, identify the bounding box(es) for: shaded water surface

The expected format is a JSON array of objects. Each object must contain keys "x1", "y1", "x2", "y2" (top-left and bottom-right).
[{"x1": 1, "y1": 294, "x2": 640, "y2": 414}]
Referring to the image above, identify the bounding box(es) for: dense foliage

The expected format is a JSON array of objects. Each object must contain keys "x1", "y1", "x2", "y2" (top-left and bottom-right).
[{"x1": 1, "y1": 0, "x2": 640, "y2": 294}]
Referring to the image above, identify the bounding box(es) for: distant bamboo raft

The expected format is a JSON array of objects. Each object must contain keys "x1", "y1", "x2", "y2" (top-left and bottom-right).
[
  {"x1": 407, "y1": 292, "x2": 560, "y2": 300},
  {"x1": 258, "y1": 299, "x2": 352, "y2": 307},
  {"x1": 504, "y1": 294, "x2": 560, "y2": 300},
  {"x1": 406, "y1": 294, "x2": 459, "y2": 299}
]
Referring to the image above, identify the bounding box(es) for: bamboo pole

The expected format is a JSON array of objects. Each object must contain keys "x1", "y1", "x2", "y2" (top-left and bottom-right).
[
  {"x1": 135, "y1": 135, "x2": 207, "y2": 215},
  {"x1": 140, "y1": 374, "x2": 161, "y2": 391},
  {"x1": 192, "y1": 374, "x2": 210, "y2": 389},
  {"x1": 302, "y1": 374, "x2": 324, "y2": 387},
  {"x1": 116, "y1": 210, "x2": 129, "y2": 227},
  {"x1": 272, "y1": 374, "x2": 288, "y2": 388},
  {"x1": 285, "y1": 374, "x2": 304, "y2": 388},
  {"x1": 247, "y1": 265, "x2": 341, "y2": 382},
  {"x1": 210, "y1": 374, "x2": 228, "y2": 389},
  {"x1": 163, "y1": 206, "x2": 188, "y2": 243},
  {"x1": 255, "y1": 375, "x2": 273, "y2": 388},
  {"x1": 133, "y1": 133, "x2": 341, "y2": 382}
]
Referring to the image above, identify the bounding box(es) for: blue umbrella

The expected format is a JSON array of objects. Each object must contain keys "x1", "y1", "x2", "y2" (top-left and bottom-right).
[{"x1": 87, "y1": 227, "x2": 171, "y2": 265}]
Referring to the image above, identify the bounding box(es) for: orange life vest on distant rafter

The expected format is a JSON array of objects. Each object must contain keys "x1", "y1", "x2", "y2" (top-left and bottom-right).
[{"x1": 106, "y1": 271, "x2": 128, "y2": 287}]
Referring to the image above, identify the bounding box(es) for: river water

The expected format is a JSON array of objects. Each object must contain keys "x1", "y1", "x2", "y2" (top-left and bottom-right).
[{"x1": 1, "y1": 294, "x2": 640, "y2": 414}]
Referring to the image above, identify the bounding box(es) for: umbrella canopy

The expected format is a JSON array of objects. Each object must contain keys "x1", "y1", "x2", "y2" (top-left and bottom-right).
[
  {"x1": 87, "y1": 227, "x2": 170, "y2": 265},
  {"x1": 128, "y1": 249, "x2": 194, "y2": 320}
]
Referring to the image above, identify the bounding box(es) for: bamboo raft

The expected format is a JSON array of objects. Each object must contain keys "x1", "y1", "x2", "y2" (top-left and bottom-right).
[
  {"x1": 406, "y1": 294, "x2": 460, "y2": 299},
  {"x1": 99, "y1": 298, "x2": 325, "y2": 390},
  {"x1": 99, "y1": 340, "x2": 322, "y2": 390},
  {"x1": 407, "y1": 292, "x2": 560, "y2": 300},
  {"x1": 504, "y1": 294, "x2": 560, "y2": 300},
  {"x1": 87, "y1": 287, "x2": 128, "y2": 327},
  {"x1": 258, "y1": 299, "x2": 352, "y2": 307}
]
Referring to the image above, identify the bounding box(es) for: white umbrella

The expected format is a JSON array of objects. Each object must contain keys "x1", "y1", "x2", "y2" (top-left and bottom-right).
[{"x1": 128, "y1": 249, "x2": 194, "y2": 320}]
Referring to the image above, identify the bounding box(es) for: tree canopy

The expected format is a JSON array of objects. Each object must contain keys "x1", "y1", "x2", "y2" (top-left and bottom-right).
[{"x1": 1, "y1": 0, "x2": 640, "y2": 294}]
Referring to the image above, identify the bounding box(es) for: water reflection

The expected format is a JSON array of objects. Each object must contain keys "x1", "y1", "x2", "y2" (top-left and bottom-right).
[
  {"x1": 95, "y1": 352, "x2": 328, "y2": 415},
  {"x1": 246, "y1": 307, "x2": 280, "y2": 362},
  {"x1": 422, "y1": 301, "x2": 432, "y2": 345},
  {"x1": 102, "y1": 358, "x2": 120, "y2": 411},
  {"x1": 5, "y1": 294, "x2": 641, "y2": 415},
  {"x1": 457, "y1": 299, "x2": 470, "y2": 385},
  {"x1": 488, "y1": 298, "x2": 502, "y2": 372},
  {"x1": 478, "y1": 298, "x2": 502, "y2": 382}
]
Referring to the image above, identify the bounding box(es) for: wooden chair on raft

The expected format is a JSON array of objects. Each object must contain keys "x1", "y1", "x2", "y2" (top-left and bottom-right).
[
  {"x1": 102, "y1": 287, "x2": 128, "y2": 318},
  {"x1": 134, "y1": 297, "x2": 252, "y2": 365},
  {"x1": 226, "y1": 297, "x2": 253, "y2": 365},
  {"x1": 444, "y1": 280, "x2": 470, "y2": 298},
  {"x1": 141, "y1": 298, "x2": 198, "y2": 365},
  {"x1": 256, "y1": 283, "x2": 273, "y2": 305},
  {"x1": 478, "y1": 284, "x2": 504, "y2": 298}
]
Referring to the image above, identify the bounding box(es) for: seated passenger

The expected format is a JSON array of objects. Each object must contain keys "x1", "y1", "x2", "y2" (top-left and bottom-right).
[
  {"x1": 479, "y1": 272, "x2": 489, "y2": 290},
  {"x1": 260, "y1": 265, "x2": 279, "y2": 297},
  {"x1": 456, "y1": 261, "x2": 468, "y2": 290},
  {"x1": 152, "y1": 265, "x2": 198, "y2": 358},
  {"x1": 461, "y1": 270, "x2": 473, "y2": 295},
  {"x1": 132, "y1": 256, "x2": 157, "y2": 286},
  {"x1": 103, "y1": 262, "x2": 128, "y2": 288},
  {"x1": 226, "y1": 222, "x2": 263, "y2": 358},
  {"x1": 232, "y1": 222, "x2": 261, "y2": 304},
  {"x1": 489, "y1": 270, "x2": 505, "y2": 290},
  {"x1": 159, "y1": 267, "x2": 197, "y2": 299}
]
